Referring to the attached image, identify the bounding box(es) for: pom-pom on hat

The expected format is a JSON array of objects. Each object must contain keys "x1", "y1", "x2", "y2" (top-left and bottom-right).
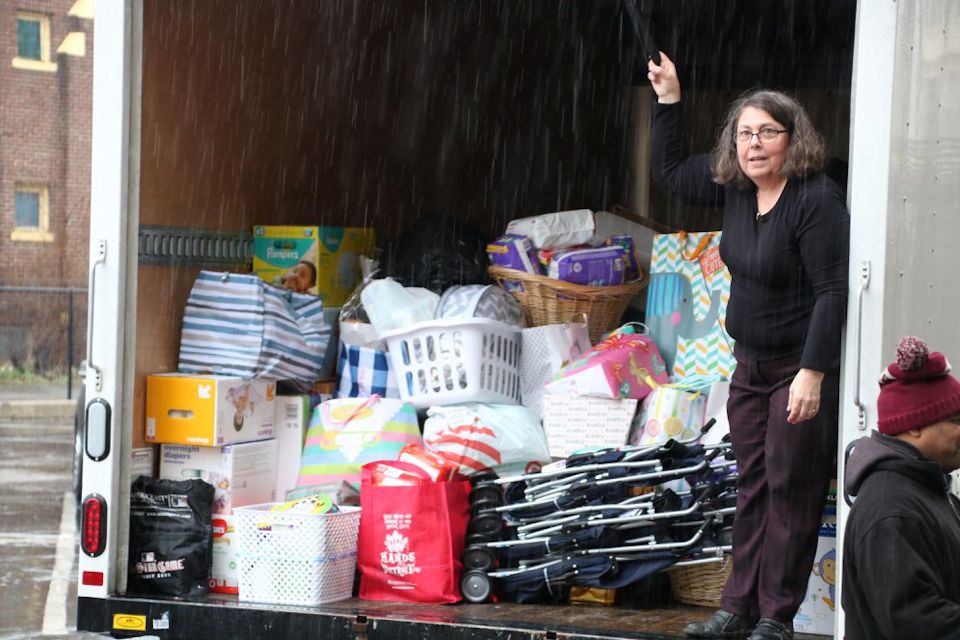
[{"x1": 877, "y1": 336, "x2": 960, "y2": 435}]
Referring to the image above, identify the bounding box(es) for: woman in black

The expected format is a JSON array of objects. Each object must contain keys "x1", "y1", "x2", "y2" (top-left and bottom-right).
[{"x1": 647, "y1": 53, "x2": 849, "y2": 640}]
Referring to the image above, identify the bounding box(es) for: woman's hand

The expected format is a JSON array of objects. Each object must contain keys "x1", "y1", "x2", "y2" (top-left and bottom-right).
[
  {"x1": 647, "y1": 51, "x2": 681, "y2": 104},
  {"x1": 787, "y1": 368, "x2": 824, "y2": 424}
]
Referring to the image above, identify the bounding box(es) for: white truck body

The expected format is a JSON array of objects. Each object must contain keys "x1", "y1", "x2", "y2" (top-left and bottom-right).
[{"x1": 78, "y1": 0, "x2": 960, "y2": 637}]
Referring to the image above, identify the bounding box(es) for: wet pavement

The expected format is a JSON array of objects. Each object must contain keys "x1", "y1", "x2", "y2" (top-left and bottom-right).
[
  {"x1": 0, "y1": 413, "x2": 103, "y2": 639},
  {"x1": 0, "y1": 381, "x2": 76, "y2": 403}
]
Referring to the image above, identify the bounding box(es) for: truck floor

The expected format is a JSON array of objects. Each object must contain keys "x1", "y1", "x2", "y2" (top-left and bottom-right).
[{"x1": 79, "y1": 594, "x2": 827, "y2": 639}]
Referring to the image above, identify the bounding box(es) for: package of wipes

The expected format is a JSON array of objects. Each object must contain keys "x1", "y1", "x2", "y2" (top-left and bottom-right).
[{"x1": 505, "y1": 209, "x2": 595, "y2": 250}]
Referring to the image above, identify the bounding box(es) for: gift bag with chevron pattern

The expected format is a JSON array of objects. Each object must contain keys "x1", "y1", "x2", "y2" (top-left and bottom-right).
[{"x1": 647, "y1": 231, "x2": 736, "y2": 380}]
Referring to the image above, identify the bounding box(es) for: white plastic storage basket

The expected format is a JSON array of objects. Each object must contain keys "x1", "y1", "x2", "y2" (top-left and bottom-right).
[
  {"x1": 235, "y1": 503, "x2": 360, "y2": 606},
  {"x1": 381, "y1": 317, "x2": 522, "y2": 408}
]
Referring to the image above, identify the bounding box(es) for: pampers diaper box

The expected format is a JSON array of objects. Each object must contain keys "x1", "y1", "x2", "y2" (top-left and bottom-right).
[
  {"x1": 145, "y1": 374, "x2": 276, "y2": 447},
  {"x1": 252, "y1": 225, "x2": 376, "y2": 307}
]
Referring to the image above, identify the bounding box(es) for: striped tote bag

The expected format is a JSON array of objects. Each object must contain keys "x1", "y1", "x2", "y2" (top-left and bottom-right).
[{"x1": 178, "y1": 271, "x2": 331, "y2": 388}]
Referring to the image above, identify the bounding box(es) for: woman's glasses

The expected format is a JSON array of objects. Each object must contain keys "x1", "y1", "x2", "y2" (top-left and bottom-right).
[{"x1": 735, "y1": 127, "x2": 788, "y2": 144}]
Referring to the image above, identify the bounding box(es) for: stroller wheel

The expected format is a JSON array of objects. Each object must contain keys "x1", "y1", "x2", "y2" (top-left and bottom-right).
[
  {"x1": 470, "y1": 470, "x2": 499, "y2": 485},
  {"x1": 461, "y1": 570, "x2": 493, "y2": 603},
  {"x1": 462, "y1": 545, "x2": 496, "y2": 572},
  {"x1": 468, "y1": 512, "x2": 504, "y2": 539},
  {"x1": 470, "y1": 497, "x2": 502, "y2": 515},
  {"x1": 466, "y1": 531, "x2": 496, "y2": 546},
  {"x1": 720, "y1": 526, "x2": 734, "y2": 546},
  {"x1": 470, "y1": 484, "x2": 503, "y2": 506}
]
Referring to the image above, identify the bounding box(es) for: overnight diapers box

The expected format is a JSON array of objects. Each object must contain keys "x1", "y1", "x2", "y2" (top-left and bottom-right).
[
  {"x1": 274, "y1": 394, "x2": 310, "y2": 501},
  {"x1": 160, "y1": 440, "x2": 278, "y2": 514},
  {"x1": 210, "y1": 514, "x2": 238, "y2": 594},
  {"x1": 252, "y1": 225, "x2": 375, "y2": 307},
  {"x1": 793, "y1": 521, "x2": 838, "y2": 636},
  {"x1": 145, "y1": 374, "x2": 275, "y2": 447}
]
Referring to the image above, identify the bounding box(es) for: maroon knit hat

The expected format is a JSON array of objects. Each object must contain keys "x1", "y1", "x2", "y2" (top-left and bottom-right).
[{"x1": 877, "y1": 336, "x2": 960, "y2": 435}]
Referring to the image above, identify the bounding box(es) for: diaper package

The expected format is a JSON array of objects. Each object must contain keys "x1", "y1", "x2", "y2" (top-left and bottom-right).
[
  {"x1": 605, "y1": 235, "x2": 641, "y2": 281},
  {"x1": 486, "y1": 234, "x2": 543, "y2": 274},
  {"x1": 547, "y1": 246, "x2": 628, "y2": 287}
]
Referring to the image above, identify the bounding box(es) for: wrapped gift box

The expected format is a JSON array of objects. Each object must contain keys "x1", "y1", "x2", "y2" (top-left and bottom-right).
[
  {"x1": 545, "y1": 326, "x2": 669, "y2": 400},
  {"x1": 541, "y1": 395, "x2": 639, "y2": 458}
]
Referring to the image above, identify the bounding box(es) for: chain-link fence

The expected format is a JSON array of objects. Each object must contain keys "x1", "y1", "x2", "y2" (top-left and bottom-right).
[{"x1": 0, "y1": 287, "x2": 88, "y2": 399}]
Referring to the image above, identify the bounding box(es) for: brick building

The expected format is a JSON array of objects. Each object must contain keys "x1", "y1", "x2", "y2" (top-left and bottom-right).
[{"x1": 0, "y1": 0, "x2": 93, "y2": 369}]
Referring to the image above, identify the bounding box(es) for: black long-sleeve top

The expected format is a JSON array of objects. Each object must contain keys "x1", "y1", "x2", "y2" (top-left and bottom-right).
[{"x1": 651, "y1": 102, "x2": 850, "y2": 372}]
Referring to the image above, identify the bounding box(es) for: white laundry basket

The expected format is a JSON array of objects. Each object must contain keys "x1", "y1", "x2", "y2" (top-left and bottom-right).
[
  {"x1": 235, "y1": 503, "x2": 360, "y2": 606},
  {"x1": 381, "y1": 317, "x2": 522, "y2": 408}
]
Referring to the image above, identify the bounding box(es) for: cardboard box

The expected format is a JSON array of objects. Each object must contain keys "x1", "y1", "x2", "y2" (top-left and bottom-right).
[
  {"x1": 541, "y1": 396, "x2": 639, "y2": 457},
  {"x1": 793, "y1": 521, "x2": 838, "y2": 636},
  {"x1": 145, "y1": 374, "x2": 275, "y2": 447},
  {"x1": 310, "y1": 378, "x2": 338, "y2": 402},
  {"x1": 210, "y1": 513, "x2": 238, "y2": 594},
  {"x1": 160, "y1": 440, "x2": 278, "y2": 514},
  {"x1": 253, "y1": 225, "x2": 375, "y2": 307},
  {"x1": 274, "y1": 395, "x2": 310, "y2": 501}
]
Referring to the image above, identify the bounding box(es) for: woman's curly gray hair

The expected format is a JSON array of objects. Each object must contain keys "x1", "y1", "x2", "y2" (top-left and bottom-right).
[{"x1": 711, "y1": 90, "x2": 826, "y2": 188}]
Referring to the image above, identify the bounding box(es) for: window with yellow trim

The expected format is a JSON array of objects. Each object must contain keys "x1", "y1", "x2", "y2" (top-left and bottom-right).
[
  {"x1": 13, "y1": 12, "x2": 57, "y2": 72},
  {"x1": 12, "y1": 185, "x2": 54, "y2": 242}
]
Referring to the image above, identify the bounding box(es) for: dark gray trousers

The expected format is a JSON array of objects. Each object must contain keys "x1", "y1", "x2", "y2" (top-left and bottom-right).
[{"x1": 720, "y1": 345, "x2": 838, "y2": 622}]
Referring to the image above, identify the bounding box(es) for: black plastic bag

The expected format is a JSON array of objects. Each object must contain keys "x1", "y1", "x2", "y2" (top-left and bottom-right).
[
  {"x1": 127, "y1": 475, "x2": 215, "y2": 597},
  {"x1": 383, "y1": 213, "x2": 489, "y2": 294}
]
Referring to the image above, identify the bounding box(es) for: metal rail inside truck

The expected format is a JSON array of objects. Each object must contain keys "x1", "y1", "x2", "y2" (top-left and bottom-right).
[{"x1": 77, "y1": 1, "x2": 960, "y2": 638}]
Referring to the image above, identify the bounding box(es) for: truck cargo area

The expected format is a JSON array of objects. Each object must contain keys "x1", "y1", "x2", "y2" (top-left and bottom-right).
[{"x1": 79, "y1": 0, "x2": 859, "y2": 637}]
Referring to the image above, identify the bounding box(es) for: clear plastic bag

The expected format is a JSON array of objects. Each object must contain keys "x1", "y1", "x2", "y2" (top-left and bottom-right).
[{"x1": 339, "y1": 258, "x2": 384, "y2": 349}]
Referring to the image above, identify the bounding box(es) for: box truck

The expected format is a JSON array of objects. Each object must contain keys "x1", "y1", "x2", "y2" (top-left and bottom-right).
[{"x1": 77, "y1": 0, "x2": 960, "y2": 638}]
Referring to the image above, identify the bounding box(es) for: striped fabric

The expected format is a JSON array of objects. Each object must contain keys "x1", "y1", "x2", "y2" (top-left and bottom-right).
[{"x1": 178, "y1": 271, "x2": 331, "y2": 388}]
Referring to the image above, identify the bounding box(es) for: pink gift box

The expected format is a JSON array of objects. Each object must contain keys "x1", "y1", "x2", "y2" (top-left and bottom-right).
[{"x1": 545, "y1": 326, "x2": 670, "y2": 400}]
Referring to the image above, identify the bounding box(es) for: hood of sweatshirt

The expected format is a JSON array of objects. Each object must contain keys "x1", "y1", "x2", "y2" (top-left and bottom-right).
[{"x1": 844, "y1": 431, "x2": 949, "y2": 499}]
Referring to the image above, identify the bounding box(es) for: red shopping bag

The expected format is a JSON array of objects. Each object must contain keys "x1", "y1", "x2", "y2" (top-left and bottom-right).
[{"x1": 357, "y1": 463, "x2": 471, "y2": 603}]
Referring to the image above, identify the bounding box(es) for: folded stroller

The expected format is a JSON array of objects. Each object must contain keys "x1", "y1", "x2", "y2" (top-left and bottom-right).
[{"x1": 460, "y1": 420, "x2": 738, "y2": 604}]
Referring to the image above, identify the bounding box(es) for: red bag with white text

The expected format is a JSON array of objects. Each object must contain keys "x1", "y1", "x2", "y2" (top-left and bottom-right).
[{"x1": 357, "y1": 463, "x2": 470, "y2": 603}]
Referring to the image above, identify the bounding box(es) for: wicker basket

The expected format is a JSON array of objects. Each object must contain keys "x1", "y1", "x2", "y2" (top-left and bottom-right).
[
  {"x1": 488, "y1": 266, "x2": 648, "y2": 343},
  {"x1": 667, "y1": 559, "x2": 732, "y2": 608}
]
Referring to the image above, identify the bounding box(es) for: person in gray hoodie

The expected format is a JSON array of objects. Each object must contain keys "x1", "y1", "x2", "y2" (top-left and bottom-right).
[{"x1": 843, "y1": 335, "x2": 960, "y2": 640}]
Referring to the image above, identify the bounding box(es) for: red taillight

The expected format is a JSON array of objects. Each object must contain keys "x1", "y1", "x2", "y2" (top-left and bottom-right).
[
  {"x1": 82, "y1": 571, "x2": 104, "y2": 586},
  {"x1": 81, "y1": 494, "x2": 107, "y2": 557}
]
